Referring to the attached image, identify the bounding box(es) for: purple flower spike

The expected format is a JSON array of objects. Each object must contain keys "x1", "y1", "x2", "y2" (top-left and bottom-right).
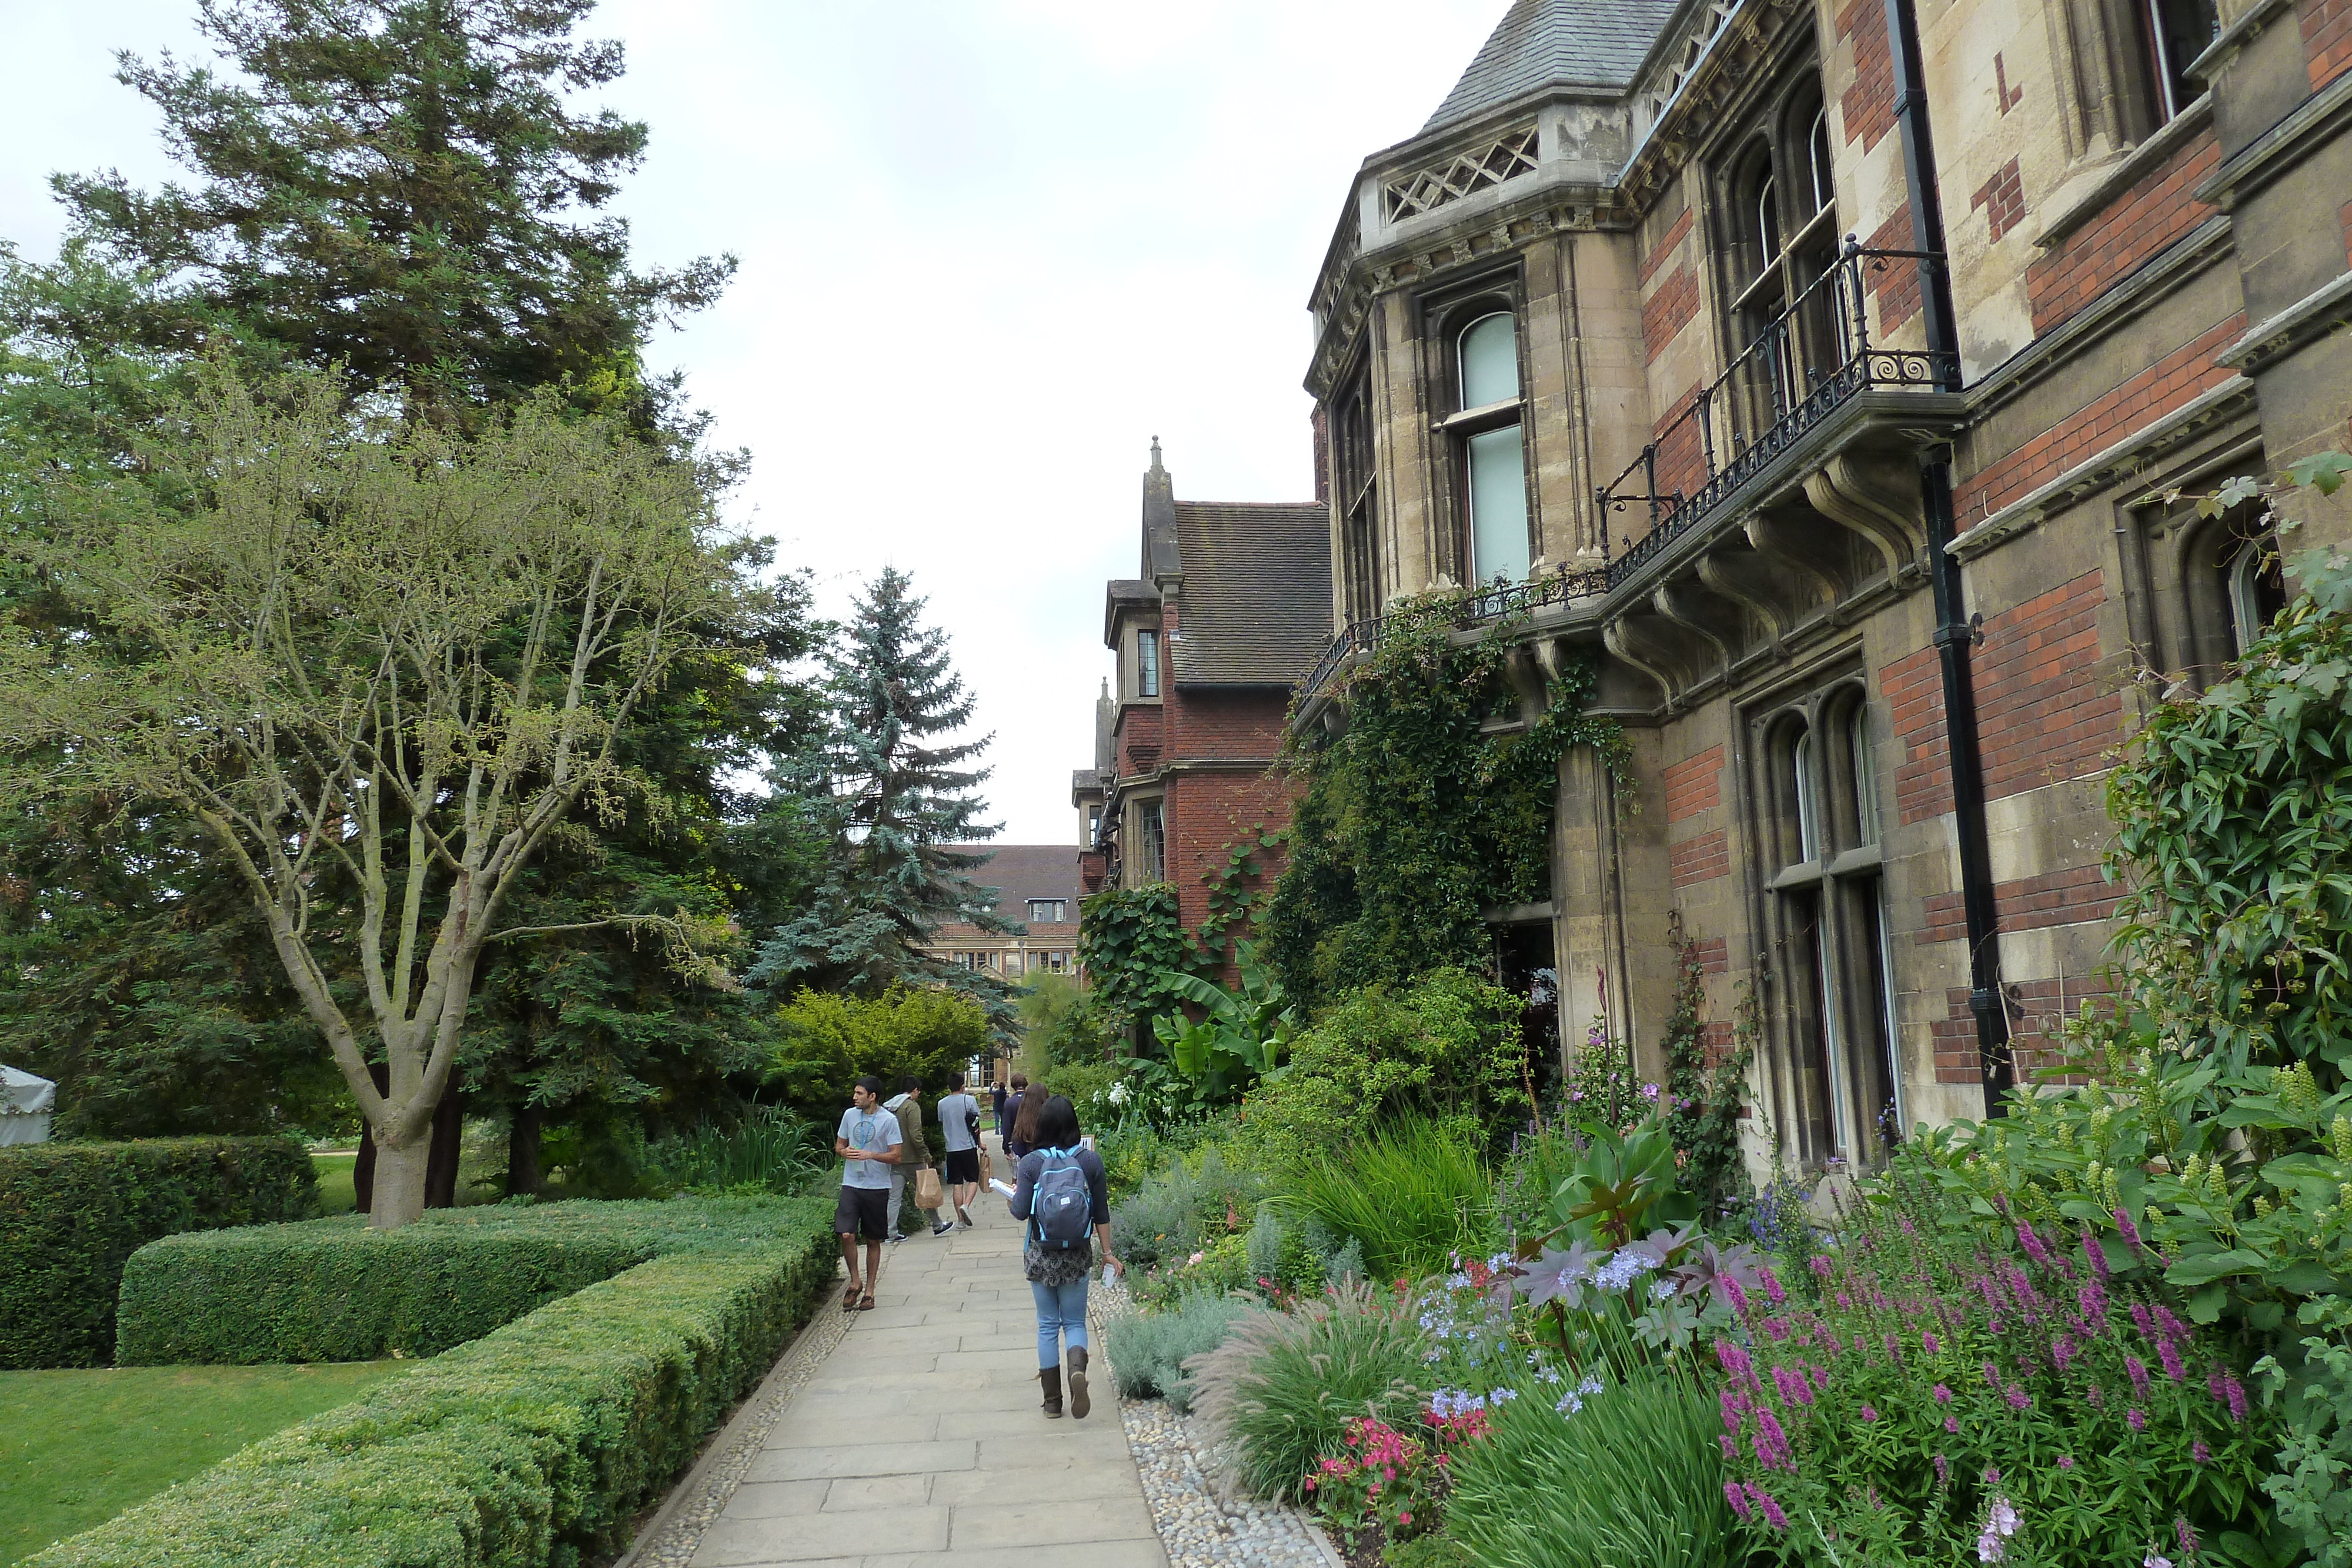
[
  {"x1": 2158, "y1": 1338, "x2": 2186, "y2": 1383},
  {"x1": 1760, "y1": 1268, "x2": 1787, "y2": 1306},
  {"x1": 2114, "y1": 1209, "x2": 2141, "y2": 1249},
  {"x1": 1725, "y1": 1481, "x2": 1751, "y2": 1519},
  {"x1": 2127, "y1": 1407, "x2": 2147, "y2": 1432},
  {"x1": 1923, "y1": 1330, "x2": 1941, "y2": 1356},
  {"x1": 2082, "y1": 1226, "x2": 2110, "y2": 1279},
  {"x1": 2176, "y1": 1518, "x2": 2200, "y2": 1556},
  {"x1": 2017, "y1": 1223, "x2": 2053, "y2": 1268},
  {"x1": 2191, "y1": 1439, "x2": 2210, "y2": 1465},
  {"x1": 1934, "y1": 1453, "x2": 1951, "y2": 1485},
  {"x1": 2126, "y1": 1355, "x2": 2151, "y2": 1397},
  {"x1": 1749, "y1": 1486, "x2": 1789, "y2": 1532}
]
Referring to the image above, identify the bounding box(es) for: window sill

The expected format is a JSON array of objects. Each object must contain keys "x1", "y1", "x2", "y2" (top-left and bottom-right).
[
  {"x1": 1436, "y1": 397, "x2": 1523, "y2": 432},
  {"x1": 2034, "y1": 95, "x2": 2213, "y2": 253}
]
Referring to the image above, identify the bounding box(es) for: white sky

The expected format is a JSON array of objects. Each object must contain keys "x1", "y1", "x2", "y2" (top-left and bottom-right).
[{"x1": 0, "y1": 0, "x2": 1504, "y2": 844}]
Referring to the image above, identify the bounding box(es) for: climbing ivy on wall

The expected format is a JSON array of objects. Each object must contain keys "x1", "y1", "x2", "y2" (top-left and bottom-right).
[
  {"x1": 1075, "y1": 882, "x2": 1195, "y2": 1024},
  {"x1": 1262, "y1": 593, "x2": 1628, "y2": 1014}
]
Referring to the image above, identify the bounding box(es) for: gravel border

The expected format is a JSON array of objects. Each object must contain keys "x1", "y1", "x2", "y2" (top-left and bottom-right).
[
  {"x1": 1094, "y1": 1278, "x2": 1347, "y2": 1568},
  {"x1": 608, "y1": 1262, "x2": 868, "y2": 1568}
]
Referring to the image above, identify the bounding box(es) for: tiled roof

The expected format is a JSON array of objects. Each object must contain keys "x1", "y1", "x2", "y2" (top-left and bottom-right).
[
  {"x1": 1421, "y1": 0, "x2": 1681, "y2": 135},
  {"x1": 1170, "y1": 502, "x2": 1334, "y2": 688},
  {"x1": 944, "y1": 844, "x2": 1087, "y2": 922}
]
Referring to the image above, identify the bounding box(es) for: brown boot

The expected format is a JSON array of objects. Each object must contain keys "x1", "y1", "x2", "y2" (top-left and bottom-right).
[
  {"x1": 1038, "y1": 1365, "x2": 1064, "y2": 1419},
  {"x1": 1067, "y1": 1346, "x2": 1090, "y2": 1419}
]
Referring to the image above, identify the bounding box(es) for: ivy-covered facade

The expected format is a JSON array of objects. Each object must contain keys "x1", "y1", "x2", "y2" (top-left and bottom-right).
[{"x1": 1282, "y1": 0, "x2": 2352, "y2": 1184}]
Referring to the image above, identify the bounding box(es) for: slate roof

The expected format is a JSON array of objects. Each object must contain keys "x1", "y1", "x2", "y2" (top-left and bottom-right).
[
  {"x1": 944, "y1": 844, "x2": 1086, "y2": 922},
  {"x1": 1421, "y1": 0, "x2": 1682, "y2": 135},
  {"x1": 1170, "y1": 502, "x2": 1334, "y2": 688}
]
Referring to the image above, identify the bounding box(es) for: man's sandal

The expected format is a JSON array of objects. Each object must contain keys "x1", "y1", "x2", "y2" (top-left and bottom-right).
[
  {"x1": 856, "y1": 1292, "x2": 876, "y2": 1311},
  {"x1": 842, "y1": 1283, "x2": 861, "y2": 1310}
]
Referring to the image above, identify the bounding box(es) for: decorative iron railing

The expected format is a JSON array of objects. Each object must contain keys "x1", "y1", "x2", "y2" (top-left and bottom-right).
[
  {"x1": 1596, "y1": 240, "x2": 1953, "y2": 589},
  {"x1": 1297, "y1": 562, "x2": 1609, "y2": 702},
  {"x1": 1295, "y1": 242, "x2": 1952, "y2": 707}
]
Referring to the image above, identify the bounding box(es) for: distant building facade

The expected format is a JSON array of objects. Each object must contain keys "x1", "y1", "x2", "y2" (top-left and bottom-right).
[
  {"x1": 1288, "y1": 0, "x2": 2348, "y2": 1176},
  {"x1": 918, "y1": 845, "x2": 1085, "y2": 981},
  {"x1": 1076, "y1": 443, "x2": 1332, "y2": 961}
]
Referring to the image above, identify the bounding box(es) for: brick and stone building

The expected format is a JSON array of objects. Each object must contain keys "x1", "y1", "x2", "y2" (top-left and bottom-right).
[
  {"x1": 917, "y1": 844, "x2": 1085, "y2": 982},
  {"x1": 1078, "y1": 443, "x2": 1332, "y2": 958},
  {"x1": 1293, "y1": 0, "x2": 2350, "y2": 1176}
]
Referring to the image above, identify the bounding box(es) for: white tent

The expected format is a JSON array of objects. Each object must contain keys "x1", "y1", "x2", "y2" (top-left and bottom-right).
[{"x1": 1, "y1": 1064, "x2": 56, "y2": 1146}]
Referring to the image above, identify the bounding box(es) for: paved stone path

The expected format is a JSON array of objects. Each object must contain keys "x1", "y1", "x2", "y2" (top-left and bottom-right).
[{"x1": 689, "y1": 1140, "x2": 1167, "y2": 1568}]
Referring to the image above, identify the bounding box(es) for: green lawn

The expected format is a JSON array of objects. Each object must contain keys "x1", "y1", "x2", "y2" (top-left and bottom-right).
[
  {"x1": 311, "y1": 1150, "x2": 358, "y2": 1214},
  {"x1": 0, "y1": 1361, "x2": 414, "y2": 1565}
]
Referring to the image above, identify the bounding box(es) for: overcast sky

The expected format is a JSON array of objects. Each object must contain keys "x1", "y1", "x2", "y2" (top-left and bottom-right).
[{"x1": 0, "y1": 0, "x2": 1504, "y2": 845}]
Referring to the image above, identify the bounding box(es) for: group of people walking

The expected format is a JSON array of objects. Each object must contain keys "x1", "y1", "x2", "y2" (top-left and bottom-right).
[{"x1": 832, "y1": 1069, "x2": 1122, "y2": 1420}]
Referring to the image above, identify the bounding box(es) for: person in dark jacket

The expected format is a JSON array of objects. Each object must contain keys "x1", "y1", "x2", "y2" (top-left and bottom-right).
[
  {"x1": 1006, "y1": 1095, "x2": 1120, "y2": 1419},
  {"x1": 1000, "y1": 1074, "x2": 1030, "y2": 1158}
]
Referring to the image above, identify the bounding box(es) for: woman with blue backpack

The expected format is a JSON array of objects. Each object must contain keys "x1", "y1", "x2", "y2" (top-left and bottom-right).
[{"x1": 1005, "y1": 1094, "x2": 1121, "y2": 1420}]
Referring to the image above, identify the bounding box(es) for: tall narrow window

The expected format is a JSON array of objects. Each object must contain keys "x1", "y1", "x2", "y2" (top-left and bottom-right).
[
  {"x1": 1137, "y1": 800, "x2": 1167, "y2": 885},
  {"x1": 1335, "y1": 367, "x2": 1382, "y2": 625},
  {"x1": 1720, "y1": 77, "x2": 1843, "y2": 443},
  {"x1": 2226, "y1": 542, "x2": 2288, "y2": 657},
  {"x1": 1758, "y1": 686, "x2": 1900, "y2": 1169},
  {"x1": 1136, "y1": 630, "x2": 1160, "y2": 698},
  {"x1": 2139, "y1": 0, "x2": 2219, "y2": 123},
  {"x1": 1457, "y1": 312, "x2": 1529, "y2": 585}
]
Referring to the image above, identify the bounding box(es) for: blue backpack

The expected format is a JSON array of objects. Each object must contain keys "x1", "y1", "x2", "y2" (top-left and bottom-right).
[{"x1": 1030, "y1": 1148, "x2": 1093, "y2": 1251}]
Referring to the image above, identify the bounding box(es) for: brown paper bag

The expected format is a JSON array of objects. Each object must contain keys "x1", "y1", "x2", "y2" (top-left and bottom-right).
[{"x1": 915, "y1": 1165, "x2": 944, "y2": 1210}]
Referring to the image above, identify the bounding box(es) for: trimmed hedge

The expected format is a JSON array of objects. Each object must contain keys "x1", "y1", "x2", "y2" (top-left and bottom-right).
[
  {"x1": 0, "y1": 1136, "x2": 318, "y2": 1369},
  {"x1": 28, "y1": 1195, "x2": 837, "y2": 1568}
]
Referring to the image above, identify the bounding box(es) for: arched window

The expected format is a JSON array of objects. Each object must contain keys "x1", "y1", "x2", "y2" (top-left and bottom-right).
[
  {"x1": 1807, "y1": 106, "x2": 1834, "y2": 215},
  {"x1": 1455, "y1": 311, "x2": 1529, "y2": 585},
  {"x1": 2226, "y1": 540, "x2": 2288, "y2": 657},
  {"x1": 1459, "y1": 312, "x2": 1520, "y2": 407}
]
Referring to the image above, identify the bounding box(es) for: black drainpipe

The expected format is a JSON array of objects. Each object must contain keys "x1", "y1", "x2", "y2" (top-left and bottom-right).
[{"x1": 1884, "y1": 0, "x2": 2013, "y2": 1116}]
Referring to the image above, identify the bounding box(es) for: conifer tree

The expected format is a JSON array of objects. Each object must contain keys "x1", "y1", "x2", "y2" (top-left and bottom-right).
[
  {"x1": 751, "y1": 569, "x2": 1020, "y2": 1039},
  {"x1": 48, "y1": 0, "x2": 731, "y2": 428}
]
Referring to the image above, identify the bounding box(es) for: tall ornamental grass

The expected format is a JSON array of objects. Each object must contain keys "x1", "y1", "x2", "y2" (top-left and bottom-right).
[
  {"x1": 1188, "y1": 1279, "x2": 1428, "y2": 1500},
  {"x1": 1442, "y1": 1368, "x2": 1735, "y2": 1568},
  {"x1": 1277, "y1": 1117, "x2": 1492, "y2": 1283}
]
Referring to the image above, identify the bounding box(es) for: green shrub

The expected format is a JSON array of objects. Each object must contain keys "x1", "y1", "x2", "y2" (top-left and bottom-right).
[
  {"x1": 1441, "y1": 1369, "x2": 1734, "y2": 1568},
  {"x1": 765, "y1": 985, "x2": 987, "y2": 1122},
  {"x1": 1188, "y1": 1280, "x2": 1427, "y2": 1500},
  {"x1": 1275, "y1": 1116, "x2": 1493, "y2": 1283},
  {"x1": 1105, "y1": 1291, "x2": 1250, "y2": 1412},
  {"x1": 1108, "y1": 1144, "x2": 1264, "y2": 1275},
  {"x1": 0, "y1": 1136, "x2": 316, "y2": 1369},
  {"x1": 1233, "y1": 969, "x2": 1528, "y2": 1170},
  {"x1": 28, "y1": 1195, "x2": 835, "y2": 1568},
  {"x1": 642, "y1": 1106, "x2": 828, "y2": 1198}
]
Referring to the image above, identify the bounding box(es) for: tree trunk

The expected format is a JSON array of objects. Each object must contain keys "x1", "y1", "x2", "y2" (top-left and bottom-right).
[
  {"x1": 369, "y1": 1135, "x2": 431, "y2": 1229},
  {"x1": 352, "y1": 1062, "x2": 391, "y2": 1213},
  {"x1": 506, "y1": 1102, "x2": 543, "y2": 1198},
  {"x1": 423, "y1": 1091, "x2": 465, "y2": 1209}
]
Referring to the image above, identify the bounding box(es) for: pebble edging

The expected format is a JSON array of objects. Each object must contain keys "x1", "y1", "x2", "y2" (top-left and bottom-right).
[{"x1": 1094, "y1": 1277, "x2": 1347, "y2": 1568}]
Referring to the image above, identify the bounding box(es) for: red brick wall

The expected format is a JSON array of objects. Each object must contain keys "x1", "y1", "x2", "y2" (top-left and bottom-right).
[
  {"x1": 1643, "y1": 266, "x2": 1701, "y2": 362},
  {"x1": 1933, "y1": 990, "x2": 1983, "y2": 1084},
  {"x1": 1162, "y1": 688, "x2": 1288, "y2": 762},
  {"x1": 1665, "y1": 744, "x2": 1725, "y2": 822},
  {"x1": 1116, "y1": 705, "x2": 1164, "y2": 775},
  {"x1": 1669, "y1": 828, "x2": 1730, "y2": 888},
  {"x1": 1971, "y1": 157, "x2": 2026, "y2": 243},
  {"x1": 1918, "y1": 862, "x2": 2122, "y2": 944},
  {"x1": 1165, "y1": 767, "x2": 1299, "y2": 966},
  {"x1": 1692, "y1": 936, "x2": 1729, "y2": 975},
  {"x1": 1973, "y1": 569, "x2": 2122, "y2": 801},
  {"x1": 2025, "y1": 130, "x2": 2219, "y2": 334},
  {"x1": 1639, "y1": 208, "x2": 1695, "y2": 287},
  {"x1": 1866, "y1": 207, "x2": 1922, "y2": 333},
  {"x1": 1836, "y1": 0, "x2": 1897, "y2": 152},
  {"x1": 2308, "y1": 0, "x2": 2352, "y2": 88},
  {"x1": 1880, "y1": 645, "x2": 1954, "y2": 825},
  {"x1": 1955, "y1": 315, "x2": 2244, "y2": 524}
]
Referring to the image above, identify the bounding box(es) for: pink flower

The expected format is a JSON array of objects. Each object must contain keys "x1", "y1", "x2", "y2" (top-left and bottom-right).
[
  {"x1": 2114, "y1": 1209, "x2": 2142, "y2": 1249},
  {"x1": 2127, "y1": 1407, "x2": 2147, "y2": 1432},
  {"x1": 2017, "y1": 1223, "x2": 2054, "y2": 1269},
  {"x1": 1924, "y1": 1330, "x2": 1942, "y2": 1356},
  {"x1": 2005, "y1": 1384, "x2": 2032, "y2": 1410},
  {"x1": 1398, "y1": 1512, "x2": 1412, "y2": 1527},
  {"x1": 1725, "y1": 1481, "x2": 1752, "y2": 1519},
  {"x1": 2057, "y1": 1455, "x2": 2074, "y2": 1470},
  {"x1": 2191, "y1": 1439, "x2": 2210, "y2": 1465},
  {"x1": 1720, "y1": 1388, "x2": 1746, "y2": 1435},
  {"x1": 1946, "y1": 1416, "x2": 1961, "y2": 1435},
  {"x1": 2210, "y1": 1365, "x2": 2249, "y2": 1423},
  {"x1": 1984, "y1": 1361, "x2": 2002, "y2": 1389},
  {"x1": 1810, "y1": 1255, "x2": 1834, "y2": 1279},
  {"x1": 2052, "y1": 1334, "x2": 2076, "y2": 1371},
  {"x1": 1720, "y1": 1434, "x2": 1736, "y2": 1459},
  {"x1": 2082, "y1": 1227, "x2": 2110, "y2": 1279},
  {"x1": 1749, "y1": 1486, "x2": 1790, "y2": 1531},
  {"x1": 2126, "y1": 1356, "x2": 2151, "y2": 1396},
  {"x1": 2157, "y1": 1338, "x2": 2186, "y2": 1383},
  {"x1": 1760, "y1": 1268, "x2": 1787, "y2": 1306},
  {"x1": 1934, "y1": 1383, "x2": 1954, "y2": 1404},
  {"x1": 1860, "y1": 1405, "x2": 1879, "y2": 1423}
]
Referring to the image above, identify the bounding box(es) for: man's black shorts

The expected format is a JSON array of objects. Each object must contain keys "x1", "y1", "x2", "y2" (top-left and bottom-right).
[
  {"x1": 834, "y1": 1183, "x2": 888, "y2": 1241},
  {"x1": 943, "y1": 1148, "x2": 981, "y2": 1184}
]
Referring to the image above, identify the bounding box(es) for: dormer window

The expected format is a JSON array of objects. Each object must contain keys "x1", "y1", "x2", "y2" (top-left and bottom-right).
[
  {"x1": 1454, "y1": 309, "x2": 1530, "y2": 586},
  {"x1": 1136, "y1": 629, "x2": 1160, "y2": 698}
]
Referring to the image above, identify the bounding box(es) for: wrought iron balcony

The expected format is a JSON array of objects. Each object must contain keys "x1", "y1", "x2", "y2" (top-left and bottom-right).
[
  {"x1": 1597, "y1": 240, "x2": 1956, "y2": 590},
  {"x1": 1297, "y1": 562, "x2": 1608, "y2": 703}
]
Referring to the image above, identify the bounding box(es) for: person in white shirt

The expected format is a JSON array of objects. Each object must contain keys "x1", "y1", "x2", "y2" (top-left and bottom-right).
[
  {"x1": 937, "y1": 1071, "x2": 984, "y2": 1228},
  {"x1": 833, "y1": 1075, "x2": 901, "y2": 1311}
]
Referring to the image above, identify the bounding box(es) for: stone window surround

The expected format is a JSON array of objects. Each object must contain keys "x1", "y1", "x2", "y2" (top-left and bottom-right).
[{"x1": 1413, "y1": 265, "x2": 1537, "y2": 589}]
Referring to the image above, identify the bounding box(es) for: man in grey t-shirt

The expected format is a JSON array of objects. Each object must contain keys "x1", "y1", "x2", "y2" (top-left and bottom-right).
[
  {"x1": 938, "y1": 1070, "x2": 983, "y2": 1228},
  {"x1": 833, "y1": 1075, "x2": 901, "y2": 1310}
]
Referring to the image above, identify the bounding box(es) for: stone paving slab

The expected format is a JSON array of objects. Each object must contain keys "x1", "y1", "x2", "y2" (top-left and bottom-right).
[{"x1": 681, "y1": 1134, "x2": 1167, "y2": 1568}]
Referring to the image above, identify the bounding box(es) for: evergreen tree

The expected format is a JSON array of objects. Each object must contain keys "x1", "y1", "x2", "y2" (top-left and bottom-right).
[
  {"x1": 48, "y1": 0, "x2": 731, "y2": 427},
  {"x1": 750, "y1": 569, "x2": 1021, "y2": 1041}
]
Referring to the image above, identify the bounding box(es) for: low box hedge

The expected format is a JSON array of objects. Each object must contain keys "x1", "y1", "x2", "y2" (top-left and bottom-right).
[
  {"x1": 0, "y1": 1135, "x2": 318, "y2": 1369},
  {"x1": 28, "y1": 1195, "x2": 837, "y2": 1568}
]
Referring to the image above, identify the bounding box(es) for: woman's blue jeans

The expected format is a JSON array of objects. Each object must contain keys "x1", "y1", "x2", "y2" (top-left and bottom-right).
[{"x1": 1031, "y1": 1277, "x2": 1090, "y2": 1368}]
